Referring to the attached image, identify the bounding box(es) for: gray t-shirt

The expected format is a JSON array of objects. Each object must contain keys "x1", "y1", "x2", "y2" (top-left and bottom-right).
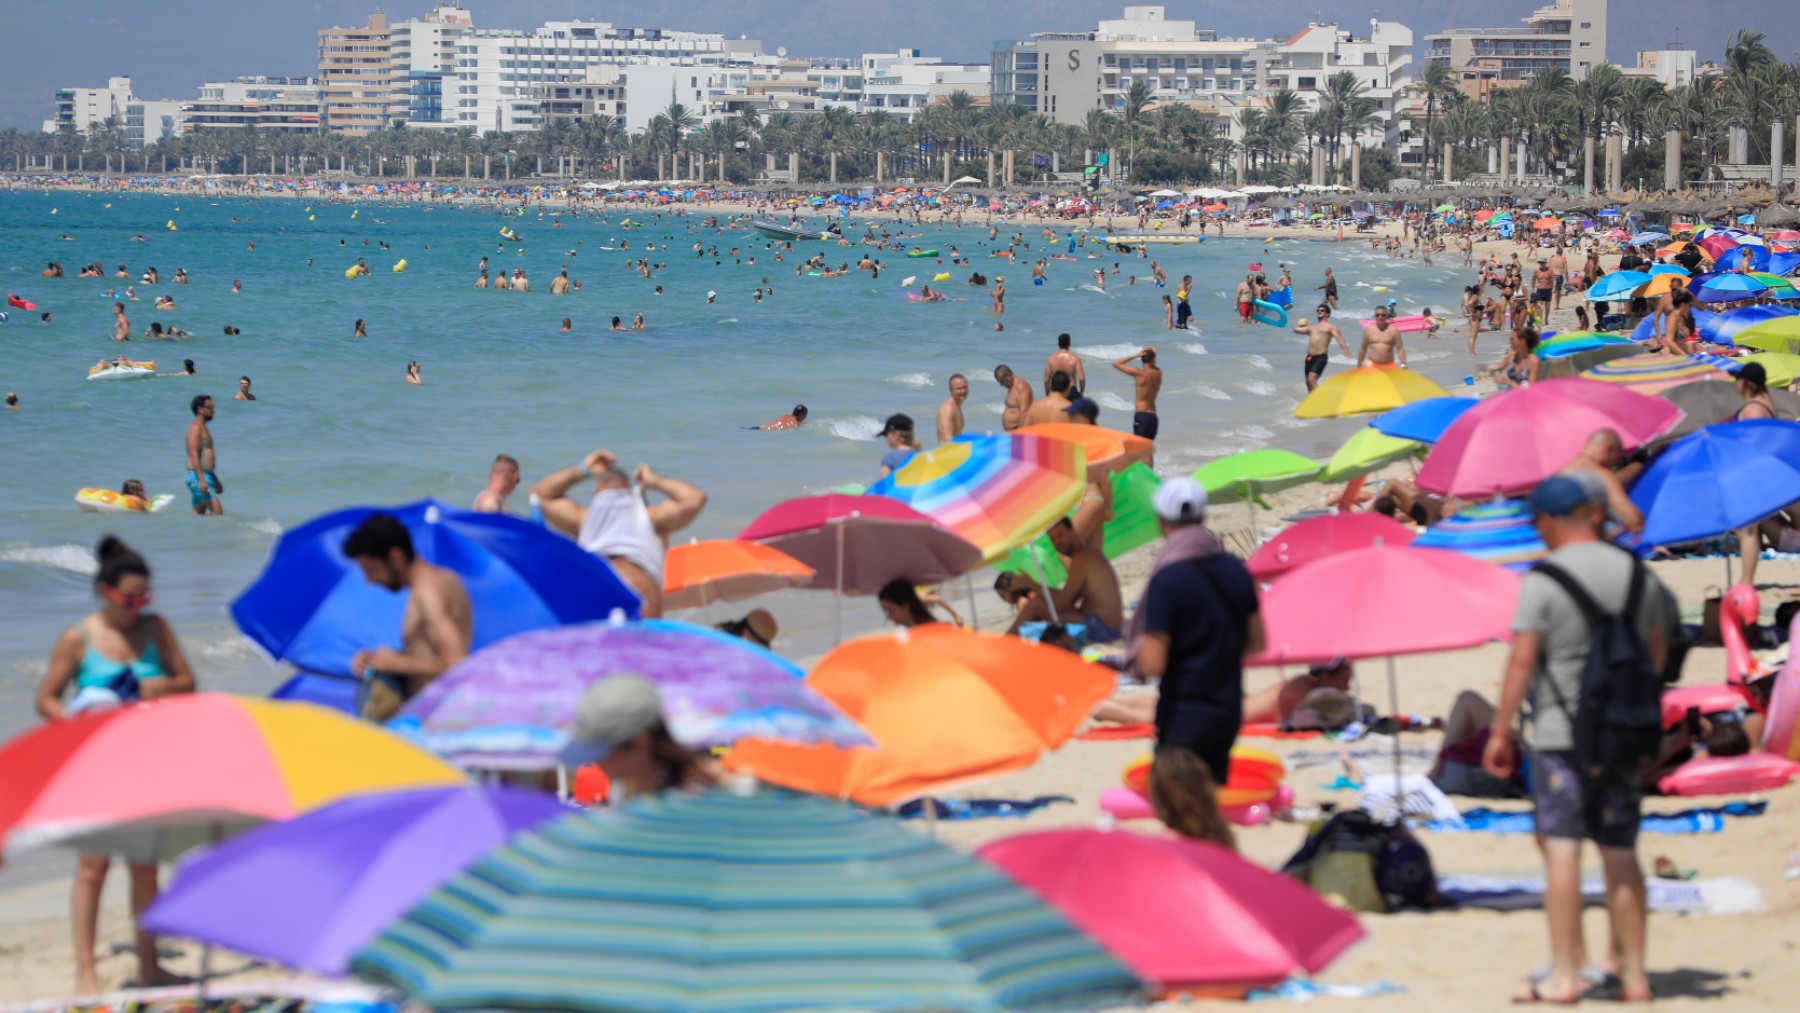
[{"x1": 1512, "y1": 541, "x2": 1674, "y2": 751}]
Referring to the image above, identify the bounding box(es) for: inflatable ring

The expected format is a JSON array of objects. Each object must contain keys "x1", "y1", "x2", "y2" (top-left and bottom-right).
[
  {"x1": 75, "y1": 488, "x2": 172, "y2": 513},
  {"x1": 1122, "y1": 744, "x2": 1285, "y2": 798}
]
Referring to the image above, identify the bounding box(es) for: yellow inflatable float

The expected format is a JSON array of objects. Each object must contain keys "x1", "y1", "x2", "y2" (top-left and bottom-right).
[
  {"x1": 392, "y1": 259, "x2": 407, "y2": 273},
  {"x1": 75, "y1": 488, "x2": 173, "y2": 513}
]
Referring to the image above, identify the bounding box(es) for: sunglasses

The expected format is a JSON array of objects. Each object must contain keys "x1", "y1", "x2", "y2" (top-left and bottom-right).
[{"x1": 102, "y1": 584, "x2": 154, "y2": 609}]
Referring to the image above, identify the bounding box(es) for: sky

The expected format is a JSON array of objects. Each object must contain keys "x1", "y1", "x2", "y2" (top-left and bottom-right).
[{"x1": 3, "y1": 0, "x2": 1796, "y2": 130}]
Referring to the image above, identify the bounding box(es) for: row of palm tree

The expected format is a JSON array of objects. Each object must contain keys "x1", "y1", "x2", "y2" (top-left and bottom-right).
[{"x1": 5, "y1": 31, "x2": 1794, "y2": 190}]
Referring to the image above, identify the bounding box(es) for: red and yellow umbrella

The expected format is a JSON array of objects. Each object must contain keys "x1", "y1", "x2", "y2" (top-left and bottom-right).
[
  {"x1": 0, "y1": 694, "x2": 463, "y2": 862},
  {"x1": 662, "y1": 539, "x2": 814, "y2": 610},
  {"x1": 1014, "y1": 422, "x2": 1154, "y2": 475},
  {"x1": 724, "y1": 626, "x2": 1115, "y2": 805}
]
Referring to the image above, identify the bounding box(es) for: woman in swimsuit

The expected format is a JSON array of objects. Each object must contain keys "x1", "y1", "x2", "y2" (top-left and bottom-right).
[
  {"x1": 1491, "y1": 328, "x2": 1541, "y2": 389},
  {"x1": 35, "y1": 536, "x2": 195, "y2": 995}
]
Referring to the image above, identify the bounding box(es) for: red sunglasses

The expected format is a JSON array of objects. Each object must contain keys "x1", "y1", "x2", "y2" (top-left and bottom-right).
[{"x1": 102, "y1": 585, "x2": 154, "y2": 609}]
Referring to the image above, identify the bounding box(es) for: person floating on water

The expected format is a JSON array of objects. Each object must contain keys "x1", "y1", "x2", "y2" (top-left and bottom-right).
[{"x1": 759, "y1": 405, "x2": 808, "y2": 430}]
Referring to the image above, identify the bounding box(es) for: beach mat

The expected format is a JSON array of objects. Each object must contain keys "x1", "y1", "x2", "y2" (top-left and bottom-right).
[
  {"x1": 1075, "y1": 722, "x2": 1328, "y2": 742},
  {"x1": 1439, "y1": 874, "x2": 1767, "y2": 915},
  {"x1": 893, "y1": 795, "x2": 1073, "y2": 820},
  {"x1": 1420, "y1": 800, "x2": 1767, "y2": 836}
]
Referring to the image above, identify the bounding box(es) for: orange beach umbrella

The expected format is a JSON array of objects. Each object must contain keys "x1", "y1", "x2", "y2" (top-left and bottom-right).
[
  {"x1": 725, "y1": 625, "x2": 1115, "y2": 806},
  {"x1": 662, "y1": 539, "x2": 814, "y2": 610},
  {"x1": 1014, "y1": 422, "x2": 1154, "y2": 475}
]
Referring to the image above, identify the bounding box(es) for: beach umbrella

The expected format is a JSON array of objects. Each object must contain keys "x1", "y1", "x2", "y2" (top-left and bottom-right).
[
  {"x1": 1580, "y1": 353, "x2": 1731, "y2": 393},
  {"x1": 1750, "y1": 273, "x2": 1800, "y2": 299},
  {"x1": 1293, "y1": 364, "x2": 1451, "y2": 419},
  {"x1": 1196, "y1": 449, "x2": 1321, "y2": 544},
  {"x1": 1630, "y1": 423, "x2": 1800, "y2": 549},
  {"x1": 141, "y1": 786, "x2": 562, "y2": 974},
  {"x1": 1540, "y1": 342, "x2": 1652, "y2": 378},
  {"x1": 1629, "y1": 232, "x2": 1667, "y2": 245},
  {"x1": 1740, "y1": 352, "x2": 1800, "y2": 388},
  {"x1": 1584, "y1": 271, "x2": 1652, "y2": 301},
  {"x1": 388, "y1": 619, "x2": 868, "y2": 771},
  {"x1": 1531, "y1": 217, "x2": 1561, "y2": 231},
  {"x1": 1637, "y1": 273, "x2": 1686, "y2": 299},
  {"x1": 868, "y1": 434, "x2": 1088, "y2": 566},
  {"x1": 1417, "y1": 378, "x2": 1683, "y2": 497},
  {"x1": 1433, "y1": 204, "x2": 1456, "y2": 213},
  {"x1": 1698, "y1": 304, "x2": 1797, "y2": 345},
  {"x1": 1658, "y1": 380, "x2": 1800, "y2": 436},
  {"x1": 1536, "y1": 332, "x2": 1636, "y2": 359},
  {"x1": 1014, "y1": 422, "x2": 1154, "y2": 475},
  {"x1": 661, "y1": 540, "x2": 813, "y2": 610},
  {"x1": 996, "y1": 462, "x2": 1164, "y2": 586},
  {"x1": 977, "y1": 829, "x2": 1364, "y2": 994},
  {"x1": 1370, "y1": 396, "x2": 1479, "y2": 444},
  {"x1": 1691, "y1": 273, "x2": 1769, "y2": 303},
  {"x1": 725, "y1": 626, "x2": 1114, "y2": 806},
  {"x1": 353, "y1": 789, "x2": 1143, "y2": 1013},
  {"x1": 1246, "y1": 513, "x2": 1415, "y2": 581},
  {"x1": 1697, "y1": 235, "x2": 1740, "y2": 261},
  {"x1": 738, "y1": 494, "x2": 982, "y2": 596},
  {"x1": 230, "y1": 500, "x2": 640, "y2": 680},
  {"x1": 1647, "y1": 264, "x2": 1689, "y2": 277},
  {"x1": 1737, "y1": 316, "x2": 1800, "y2": 355},
  {"x1": 0, "y1": 695, "x2": 463, "y2": 862},
  {"x1": 1320, "y1": 426, "x2": 1422, "y2": 482},
  {"x1": 1411, "y1": 500, "x2": 1547, "y2": 571}
]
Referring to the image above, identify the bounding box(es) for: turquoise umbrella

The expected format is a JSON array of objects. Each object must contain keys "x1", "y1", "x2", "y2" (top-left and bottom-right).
[{"x1": 353, "y1": 789, "x2": 1144, "y2": 1013}]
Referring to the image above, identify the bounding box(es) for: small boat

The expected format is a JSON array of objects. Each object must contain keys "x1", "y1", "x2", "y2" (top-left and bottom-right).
[
  {"x1": 88, "y1": 360, "x2": 156, "y2": 381},
  {"x1": 753, "y1": 221, "x2": 838, "y2": 242},
  {"x1": 1108, "y1": 234, "x2": 1204, "y2": 248}
]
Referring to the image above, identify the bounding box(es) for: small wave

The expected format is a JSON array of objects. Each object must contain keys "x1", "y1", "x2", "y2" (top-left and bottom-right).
[
  {"x1": 1076, "y1": 343, "x2": 1144, "y2": 359},
  {"x1": 246, "y1": 518, "x2": 282, "y2": 537},
  {"x1": 191, "y1": 636, "x2": 264, "y2": 662},
  {"x1": 1246, "y1": 355, "x2": 1274, "y2": 372},
  {"x1": 717, "y1": 317, "x2": 739, "y2": 324},
  {"x1": 1077, "y1": 284, "x2": 1111, "y2": 295},
  {"x1": 1237, "y1": 379, "x2": 1279, "y2": 396},
  {"x1": 965, "y1": 367, "x2": 996, "y2": 383},
  {"x1": 885, "y1": 372, "x2": 933, "y2": 388},
  {"x1": 1222, "y1": 424, "x2": 1275, "y2": 441},
  {"x1": 1190, "y1": 384, "x2": 1232, "y2": 400},
  {"x1": 1093, "y1": 392, "x2": 1134, "y2": 412},
  {"x1": 1274, "y1": 416, "x2": 1320, "y2": 429},
  {"x1": 824, "y1": 415, "x2": 883, "y2": 440},
  {"x1": 0, "y1": 542, "x2": 97, "y2": 575},
  {"x1": 1176, "y1": 342, "x2": 1207, "y2": 355}
]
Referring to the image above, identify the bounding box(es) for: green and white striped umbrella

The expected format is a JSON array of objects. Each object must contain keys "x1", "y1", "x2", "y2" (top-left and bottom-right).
[{"x1": 353, "y1": 788, "x2": 1143, "y2": 1013}]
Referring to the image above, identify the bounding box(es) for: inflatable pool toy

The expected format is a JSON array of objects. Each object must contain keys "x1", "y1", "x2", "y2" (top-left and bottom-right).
[
  {"x1": 499, "y1": 228, "x2": 520, "y2": 242},
  {"x1": 1371, "y1": 286, "x2": 1389, "y2": 292},
  {"x1": 392, "y1": 259, "x2": 407, "y2": 273},
  {"x1": 75, "y1": 488, "x2": 173, "y2": 513},
  {"x1": 1658, "y1": 753, "x2": 1800, "y2": 796},
  {"x1": 1123, "y1": 746, "x2": 1285, "y2": 805},
  {"x1": 8, "y1": 295, "x2": 35, "y2": 311},
  {"x1": 1267, "y1": 287, "x2": 1293, "y2": 308},
  {"x1": 1358, "y1": 315, "x2": 1433, "y2": 334},
  {"x1": 345, "y1": 266, "x2": 361, "y2": 279},
  {"x1": 933, "y1": 273, "x2": 950, "y2": 282},
  {"x1": 1250, "y1": 299, "x2": 1288, "y2": 328},
  {"x1": 901, "y1": 276, "x2": 916, "y2": 287},
  {"x1": 906, "y1": 292, "x2": 945, "y2": 303},
  {"x1": 87, "y1": 360, "x2": 155, "y2": 381},
  {"x1": 1662, "y1": 584, "x2": 1762, "y2": 728},
  {"x1": 906, "y1": 249, "x2": 939, "y2": 258}
]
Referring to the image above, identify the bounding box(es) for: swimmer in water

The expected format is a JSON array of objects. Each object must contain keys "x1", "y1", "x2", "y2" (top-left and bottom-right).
[
  {"x1": 354, "y1": 319, "x2": 367, "y2": 339},
  {"x1": 759, "y1": 405, "x2": 809, "y2": 430},
  {"x1": 406, "y1": 361, "x2": 422, "y2": 385}
]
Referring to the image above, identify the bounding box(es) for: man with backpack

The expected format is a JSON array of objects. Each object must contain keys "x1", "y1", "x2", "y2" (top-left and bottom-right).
[{"x1": 1483, "y1": 473, "x2": 1671, "y2": 1005}]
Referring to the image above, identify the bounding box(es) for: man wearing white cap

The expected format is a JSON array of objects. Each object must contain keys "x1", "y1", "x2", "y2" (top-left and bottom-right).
[{"x1": 560, "y1": 675, "x2": 717, "y2": 798}]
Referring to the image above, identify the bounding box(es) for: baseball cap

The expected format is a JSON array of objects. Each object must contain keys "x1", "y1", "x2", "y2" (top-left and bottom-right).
[
  {"x1": 1529, "y1": 474, "x2": 1604, "y2": 517},
  {"x1": 877, "y1": 413, "x2": 914, "y2": 436},
  {"x1": 1061, "y1": 397, "x2": 1099, "y2": 421},
  {"x1": 1152, "y1": 476, "x2": 1208, "y2": 523},
  {"x1": 557, "y1": 674, "x2": 665, "y2": 768}
]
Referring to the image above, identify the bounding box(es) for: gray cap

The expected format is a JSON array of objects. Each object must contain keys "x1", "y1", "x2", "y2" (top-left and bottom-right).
[{"x1": 557, "y1": 674, "x2": 664, "y2": 768}]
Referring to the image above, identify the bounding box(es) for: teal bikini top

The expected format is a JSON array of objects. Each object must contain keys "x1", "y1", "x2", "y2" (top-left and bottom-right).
[{"x1": 75, "y1": 622, "x2": 166, "y2": 692}]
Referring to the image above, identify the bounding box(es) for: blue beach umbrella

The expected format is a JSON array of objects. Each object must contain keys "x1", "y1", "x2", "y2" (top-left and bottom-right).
[
  {"x1": 1412, "y1": 500, "x2": 1547, "y2": 571},
  {"x1": 1648, "y1": 264, "x2": 1689, "y2": 277},
  {"x1": 1700, "y1": 304, "x2": 1799, "y2": 345},
  {"x1": 1630, "y1": 421, "x2": 1800, "y2": 547},
  {"x1": 352, "y1": 789, "x2": 1144, "y2": 1013},
  {"x1": 1370, "y1": 397, "x2": 1479, "y2": 444},
  {"x1": 231, "y1": 499, "x2": 640, "y2": 679},
  {"x1": 1690, "y1": 273, "x2": 1769, "y2": 303},
  {"x1": 1766, "y1": 252, "x2": 1800, "y2": 277},
  {"x1": 1586, "y1": 271, "x2": 1653, "y2": 301},
  {"x1": 1629, "y1": 232, "x2": 1667, "y2": 245}
]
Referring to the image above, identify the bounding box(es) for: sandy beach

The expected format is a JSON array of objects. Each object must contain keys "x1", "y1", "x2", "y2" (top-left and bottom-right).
[{"x1": 4, "y1": 178, "x2": 1796, "y2": 1010}]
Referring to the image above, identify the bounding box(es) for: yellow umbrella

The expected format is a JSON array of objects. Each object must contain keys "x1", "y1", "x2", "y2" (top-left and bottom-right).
[
  {"x1": 1736, "y1": 317, "x2": 1800, "y2": 355},
  {"x1": 1637, "y1": 273, "x2": 1684, "y2": 298},
  {"x1": 1295, "y1": 365, "x2": 1451, "y2": 419},
  {"x1": 1739, "y1": 353, "x2": 1800, "y2": 388}
]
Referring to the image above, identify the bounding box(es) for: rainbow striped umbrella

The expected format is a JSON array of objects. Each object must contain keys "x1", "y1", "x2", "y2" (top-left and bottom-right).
[
  {"x1": 1412, "y1": 500, "x2": 1547, "y2": 571},
  {"x1": 868, "y1": 434, "x2": 1087, "y2": 565},
  {"x1": 1580, "y1": 353, "x2": 1731, "y2": 393},
  {"x1": 352, "y1": 789, "x2": 1144, "y2": 1013}
]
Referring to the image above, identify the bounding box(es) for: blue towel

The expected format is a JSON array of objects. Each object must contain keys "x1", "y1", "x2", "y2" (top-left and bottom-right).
[
  {"x1": 894, "y1": 795, "x2": 1074, "y2": 820},
  {"x1": 1419, "y1": 800, "x2": 1766, "y2": 835}
]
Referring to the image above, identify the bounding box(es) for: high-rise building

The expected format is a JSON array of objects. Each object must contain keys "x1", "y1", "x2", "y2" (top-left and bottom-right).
[
  {"x1": 44, "y1": 77, "x2": 137, "y2": 134},
  {"x1": 181, "y1": 77, "x2": 321, "y2": 133},
  {"x1": 318, "y1": 12, "x2": 393, "y2": 134},
  {"x1": 1424, "y1": 0, "x2": 1608, "y2": 94},
  {"x1": 390, "y1": 5, "x2": 473, "y2": 127}
]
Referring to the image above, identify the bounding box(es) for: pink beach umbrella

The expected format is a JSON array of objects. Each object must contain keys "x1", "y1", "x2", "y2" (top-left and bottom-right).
[
  {"x1": 1416, "y1": 378, "x2": 1683, "y2": 498},
  {"x1": 1246, "y1": 513, "x2": 1416, "y2": 582},
  {"x1": 977, "y1": 829, "x2": 1364, "y2": 996}
]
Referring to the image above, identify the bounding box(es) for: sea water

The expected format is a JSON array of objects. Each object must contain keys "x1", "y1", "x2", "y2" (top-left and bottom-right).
[{"x1": 0, "y1": 190, "x2": 1475, "y2": 739}]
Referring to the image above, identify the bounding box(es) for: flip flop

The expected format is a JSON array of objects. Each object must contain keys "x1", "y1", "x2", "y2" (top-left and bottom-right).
[{"x1": 1512, "y1": 986, "x2": 1580, "y2": 1005}]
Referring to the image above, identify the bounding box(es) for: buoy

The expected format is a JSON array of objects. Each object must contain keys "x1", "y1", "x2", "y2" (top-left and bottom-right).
[
  {"x1": 308, "y1": 214, "x2": 315, "y2": 221},
  {"x1": 104, "y1": 203, "x2": 111, "y2": 208},
  {"x1": 166, "y1": 221, "x2": 177, "y2": 231},
  {"x1": 933, "y1": 273, "x2": 950, "y2": 282},
  {"x1": 901, "y1": 276, "x2": 916, "y2": 287},
  {"x1": 392, "y1": 259, "x2": 407, "y2": 273},
  {"x1": 1372, "y1": 285, "x2": 1389, "y2": 292}
]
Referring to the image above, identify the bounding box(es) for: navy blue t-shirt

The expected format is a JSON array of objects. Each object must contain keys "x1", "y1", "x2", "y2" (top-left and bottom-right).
[{"x1": 1143, "y1": 554, "x2": 1259, "y2": 765}]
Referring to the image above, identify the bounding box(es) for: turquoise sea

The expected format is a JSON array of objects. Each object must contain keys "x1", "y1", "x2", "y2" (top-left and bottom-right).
[{"x1": 0, "y1": 188, "x2": 1475, "y2": 739}]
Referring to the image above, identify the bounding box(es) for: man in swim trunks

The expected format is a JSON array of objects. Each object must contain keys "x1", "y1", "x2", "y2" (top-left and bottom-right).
[
  {"x1": 1031, "y1": 261, "x2": 1045, "y2": 285},
  {"x1": 1234, "y1": 275, "x2": 1254, "y2": 323},
  {"x1": 1530, "y1": 260, "x2": 1554, "y2": 326},
  {"x1": 1112, "y1": 347, "x2": 1162, "y2": 440},
  {"x1": 1357, "y1": 306, "x2": 1407, "y2": 369},
  {"x1": 936, "y1": 374, "x2": 968, "y2": 443},
  {"x1": 1295, "y1": 306, "x2": 1351, "y2": 391},
  {"x1": 1316, "y1": 267, "x2": 1339, "y2": 310},
  {"x1": 994, "y1": 365, "x2": 1033, "y2": 431},
  {"x1": 532, "y1": 449, "x2": 707, "y2": 618},
  {"x1": 183, "y1": 394, "x2": 222, "y2": 516},
  {"x1": 1547, "y1": 249, "x2": 1568, "y2": 310},
  {"x1": 1002, "y1": 518, "x2": 1125, "y2": 643},
  {"x1": 1045, "y1": 334, "x2": 1086, "y2": 396},
  {"x1": 343, "y1": 512, "x2": 473, "y2": 710},
  {"x1": 473, "y1": 453, "x2": 520, "y2": 514},
  {"x1": 1175, "y1": 275, "x2": 1192, "y2": 329},
  {"x1": 112, "y1": 302, "x2": 130, "y2": 342},
  {"x1": 759, "y1": 405, "x2": 809, "y2": 430}
]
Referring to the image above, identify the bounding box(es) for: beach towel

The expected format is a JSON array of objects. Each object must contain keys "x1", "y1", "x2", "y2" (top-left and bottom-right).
[
  {"x1": 1418, "y1": 800, "x2": 1766, "y2": 835},
  {"x1": 1076, "y1": 723, "x2": 1154, "y2": 741},
  {"x1": 893, "y1": 795, "x2": 1073, "y2": 821},
  {"x1": 1246, "y1": 980, "x2": 1406, "y2": 1003},
  {"x1": 1438, "y1": 874, "x2": 1766, "y2": 915}
]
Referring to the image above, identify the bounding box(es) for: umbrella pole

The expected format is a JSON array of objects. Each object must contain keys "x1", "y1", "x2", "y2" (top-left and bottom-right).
[
  {"x1": 1387, "y1": 656, "x2": 1403, "y2": 790},
  {"x1": 965, "y1": 572, "x2": 980, "y2": 630},
  {"x1": 923, "y1": 796, "x2": 940, "y2": 839},
  {"x1": 1027, "y1": 540, "x2": 1063, "y2": 625},
  {"x1": 835, "y1": 524, "x2": 845, "y2": 645}
]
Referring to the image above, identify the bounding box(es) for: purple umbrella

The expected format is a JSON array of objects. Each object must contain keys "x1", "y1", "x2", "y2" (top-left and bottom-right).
[
  {"x1": 141, "y1": 787, "x2": 561, "y2": 974},
  {"x1": 389, "y1": 618, "x2": 871, "y2": 770}
]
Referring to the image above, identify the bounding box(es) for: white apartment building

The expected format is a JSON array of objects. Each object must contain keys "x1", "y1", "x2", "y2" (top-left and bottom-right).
[
  {"x1": 391, "y1": 5, "x2": 474, "y2": 127},
  {"x1": 45, "y1": 77, "x2": 137, "y2": 134},
  {"x1": 1425, "y1": 0, "x2": 1609, "y2": 93},
  {"x1": 858, "y1": 51, "x2": 989, "y2": 120},
  {"x1": 181, "y1": 77, "x2": 321, "y2": 133},
  {"x1": 125, "y1": 100, "x2": 187, "y2": 146},
  {"x1": 1620, "y1": 48, "x2": 1712, "y2": 90}
]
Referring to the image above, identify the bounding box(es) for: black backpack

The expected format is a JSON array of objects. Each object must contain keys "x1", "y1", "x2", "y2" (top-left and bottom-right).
[{"x1": 1533, "y1": 559, "x2": 1665, "y2": 780}]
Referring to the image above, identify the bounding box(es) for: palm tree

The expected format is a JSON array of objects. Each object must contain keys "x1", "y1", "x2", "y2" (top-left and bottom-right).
[
  {"x1": 1122, "y1": 80, "x2": 1154, "y2": 181},
  {"x1": 1320, "y1": 71, "x2": 1368, "y2": 172},
  {"x1": 1417, "y1": 62, "x2": 1456, "y2": 179}
]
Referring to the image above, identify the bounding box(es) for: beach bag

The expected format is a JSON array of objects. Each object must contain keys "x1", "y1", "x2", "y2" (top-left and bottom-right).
[
  {"x1": 1282, "y1": 810, "x2": 1440, "y2": 913},
  {"x1": 1534, "y1": 560, "x2": 1665, "y2": 780}
]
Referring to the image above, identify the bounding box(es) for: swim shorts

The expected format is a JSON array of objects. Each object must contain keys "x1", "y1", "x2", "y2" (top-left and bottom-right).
[
  {"x1": 1033, "y1": 277, "x2": 1044, "y2": 285},
  {"x1": 1554, "y1": 275, "x2": 1566, "y2": 292},
  {"x1": 185, "y1": 470, "x2": 217, "y2": 509},
  {"x1": 1133, "y1": 411, "x2": 1159, "y2": 440},
  {"x1": 1082, "y1": 613, "x2": 1123, "y2": 645},
  {"x1": 1238, "y1": 301, "x2": 1253, "y2": 320},
  {"x1": 1532, "y1": 749, "x2": 1642, "y2": 848},
  {"x1": 1304, "y1": 354, "x2": 1329, "y2": 378},
  {"x1": 1533, "y1": 288, "x2": 1551, "y2": 303}
]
